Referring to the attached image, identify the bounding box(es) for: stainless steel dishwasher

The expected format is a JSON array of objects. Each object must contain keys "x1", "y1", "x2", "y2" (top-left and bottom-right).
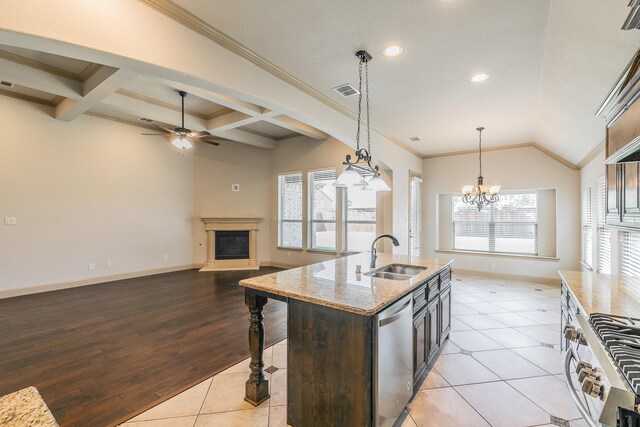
[{"x1": 374, "y1": 294, "x2": 414, "y2": 427}]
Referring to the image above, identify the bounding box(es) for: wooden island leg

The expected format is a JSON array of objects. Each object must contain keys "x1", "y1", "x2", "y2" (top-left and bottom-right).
[{"x1": 244, "y1": 290, "x2": 269, "y2": 406}]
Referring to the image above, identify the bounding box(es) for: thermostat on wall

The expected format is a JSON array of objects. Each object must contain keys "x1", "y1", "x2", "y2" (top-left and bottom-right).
[{"x1": 231, "y1": 184, "x2": 240, "y2": 192}]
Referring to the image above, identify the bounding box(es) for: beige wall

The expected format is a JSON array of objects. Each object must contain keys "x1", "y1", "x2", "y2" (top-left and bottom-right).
[
  {"x1": 192, "y1": 142, "x2": 271, "y2": 264},
  {"x1": 423, "y1": 146, "x2": 581, "y2": 280},
  {"x1": 0, "y1": 97, "x2": 194, "y2": 292}
]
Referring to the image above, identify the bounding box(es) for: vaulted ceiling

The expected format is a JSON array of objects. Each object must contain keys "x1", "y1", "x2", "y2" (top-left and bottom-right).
[
  {"x1": 172, "y1": 0, "x2": 640, "y2": 164},
  {"x1": 0, "y1": 0, "x2": 639, "y2": 165}
]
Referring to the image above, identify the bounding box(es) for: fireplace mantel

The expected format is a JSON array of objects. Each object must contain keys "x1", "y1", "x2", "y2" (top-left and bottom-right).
[{"x1": 200, "y1": 216, "x2": 263, "y2": 272}]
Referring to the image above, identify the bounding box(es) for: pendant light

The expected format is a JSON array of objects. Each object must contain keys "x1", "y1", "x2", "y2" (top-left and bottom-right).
[
  {"x1": 461, "y1": 127, "x2": 501, "y2": 210},
  {"x1": 334, "y1": 50, "x2": 391, "y2": 192}
]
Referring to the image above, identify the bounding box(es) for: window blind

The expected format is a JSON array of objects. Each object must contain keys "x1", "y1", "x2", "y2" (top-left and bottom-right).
[
  {"x1": 582, "y1": 187, "x2": 592, "y2": 268},
  {"x1": 410, "y1": 176, "x2": 422, "y2": 257},
  {"x1": 620, "y1": 230, "x2": 640, "y2": 277},
  {"x1": 345, "y1": 186, "x2": 377, "y2": 252},
  {"x1": 596, "y1": 178, "x2": 611, "y2": 274},
  {"x1": 278, "y1": 173, "x2": 303, "y2": 248},
  {"x1": 308, "y1": 169, "x2": 337, "y2": 250},
  {"x1": 452, "y1": 191, "x2": 538, "y2": 255}
]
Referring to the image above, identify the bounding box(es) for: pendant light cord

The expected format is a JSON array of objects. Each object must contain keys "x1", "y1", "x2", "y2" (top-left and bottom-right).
[
  {"x1": 365, "y1": 60, "x2": 371, "y2": 154},
  {"x1": 478, "y1": 128, "x2": 483, "y2": 178},
  {"x1": 356, "y1": 60, "x2": 363, "y2": 152}
]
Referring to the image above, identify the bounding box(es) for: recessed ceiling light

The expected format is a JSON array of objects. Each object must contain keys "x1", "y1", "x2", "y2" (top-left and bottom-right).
[
  {"x1": 471, "y1": 73, "x2": 490, "y2": 83},
  {"x1": 383, "y1": 46, "x2": 403, "y2": 57}
]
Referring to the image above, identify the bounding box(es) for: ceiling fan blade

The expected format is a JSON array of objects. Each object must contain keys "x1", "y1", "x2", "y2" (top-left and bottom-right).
[
  {"x1": 151, "y1": 121, "x2": 178, "y2": 133},
  {"x1": 141, "y1": 133, "x2": 169, "y2": 136},
  {"x1": 189, "y1": 130, "x2": 212, "y2": 137},
  {"x1": 201, "y1": 140, "x2": 221, "y2": 146}
]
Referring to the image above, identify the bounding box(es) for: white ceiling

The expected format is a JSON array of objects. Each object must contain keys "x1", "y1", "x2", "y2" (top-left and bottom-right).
[{"x1": 174, "y1": 0, "x2": 640, "y2": 164}]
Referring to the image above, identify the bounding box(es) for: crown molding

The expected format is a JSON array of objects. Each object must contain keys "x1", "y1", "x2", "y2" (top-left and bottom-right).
[
  {"x1": 577, "y1": 140, "x2": 605, "y2": 169},
  {"x1": 137, "y1": 0, "x2": 422, "y2": 158},
  {"x1": 422, "y1": 142, "x2": 579, "y2": 170}
]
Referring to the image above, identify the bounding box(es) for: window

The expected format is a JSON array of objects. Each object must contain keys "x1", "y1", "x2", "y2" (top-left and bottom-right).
[
  {"x1": 452, "y1": 191, "x2": 538, "y2": 255},
  {"x1": 278, "y1": 173, "x2": 303, "y2": 248},
  {"x1": 582, "y1": 187, "x2": 592, "y2": 268},
  {"x1": 345, "y1": 187, "x2": 377, "y2": 252},
  {"x1": 308, "y1": 169, "x2": 337, "y2": 250},
  {"x1": 596, "y1": 178, "x2": 611, "y2": 274},
  {"x1": 620, "y1": 230, "x2": 640, "y2": 277},
  {"x1": 410, "y1": 175, "x2": 422, "y2": 257}
]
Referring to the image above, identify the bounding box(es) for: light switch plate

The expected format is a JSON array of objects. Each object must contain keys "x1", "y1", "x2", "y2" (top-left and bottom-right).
[
  {"x1": 231, "y1": 184, "x2": 240, "y2": 192},
  {"x1": 4, "y1": 217, "x2": 16, "y2": 225}
]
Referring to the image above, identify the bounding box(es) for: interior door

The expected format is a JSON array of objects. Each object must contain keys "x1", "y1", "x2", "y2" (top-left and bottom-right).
[{"x1": 409, "y1": 173, "x2": 423, "y2": 257}]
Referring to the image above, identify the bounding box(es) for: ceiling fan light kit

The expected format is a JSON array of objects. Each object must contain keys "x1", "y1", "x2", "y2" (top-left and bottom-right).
[
  {"x1": 460, "y1": 127, "x2": 501, "y2": 210},
  {"x1": 141, "y1": 90, "x2": 222, "y2": 149},
  {"x1": 334, "y1": 50, "x2": 391, "y2": 192}
]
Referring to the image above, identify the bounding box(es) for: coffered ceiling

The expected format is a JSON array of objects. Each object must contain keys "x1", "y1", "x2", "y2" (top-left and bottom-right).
[
  {"x1": 1, "y1": 0, "x2": 639, "y2": 164},
  {"x1": 0, "y1": 44, "x2": 323, "y2": 149},
  {"x1": 172, "y1": 0, "x2": 640, "y2": 164}
]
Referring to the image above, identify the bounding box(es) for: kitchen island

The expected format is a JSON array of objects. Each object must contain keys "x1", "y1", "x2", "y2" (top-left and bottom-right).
[{"x1": 239, "y1": 252, "x2": 453, "y2": 427}]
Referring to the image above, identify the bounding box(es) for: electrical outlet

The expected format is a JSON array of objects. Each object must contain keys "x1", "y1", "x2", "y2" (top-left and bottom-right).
[
  {"x1": 106, "y1": 261, "x2": 112, "y2": 268},
  {"x1": 4, "y1": 217, "x2": 16, "y2": 225},
  {"x1": 164, "y1": 254, "x2": 169, "y2": 261},
  {"x1": 490, "y1": 263, "x2": 496, "y2": 270},
  {"x1": 88, "y1": 263, "x2": 95, "y2": 271}
]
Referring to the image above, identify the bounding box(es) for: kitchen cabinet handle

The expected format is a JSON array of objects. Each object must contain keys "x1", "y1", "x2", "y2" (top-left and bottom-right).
[
  {"x1": 562, "y1": 348, "x2": 599, "y2": 427},
  {"x1": 379, "y1": 300, "x2": 411, "y2": 327}
]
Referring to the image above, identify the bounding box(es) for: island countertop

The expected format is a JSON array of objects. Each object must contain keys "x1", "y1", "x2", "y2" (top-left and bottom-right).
[
  {"x1": 239, "y1": 252, "x2": 453, "y2": 315},
  {"x1": 559, "y1": 270, "x2": 640, "y2": 318}
]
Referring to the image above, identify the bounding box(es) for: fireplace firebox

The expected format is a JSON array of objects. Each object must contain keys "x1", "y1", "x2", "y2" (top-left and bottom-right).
[{"x1": 215, "y1": 230, "x2": 250, "y2": 260}]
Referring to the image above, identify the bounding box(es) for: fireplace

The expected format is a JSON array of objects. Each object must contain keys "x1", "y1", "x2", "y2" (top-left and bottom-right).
[
  {"x1": 215, "y1": 231, "x2": 250, "y2": 260},
  {"x1": 200, "y1": 216, "x2": 262, "y2": 271}
]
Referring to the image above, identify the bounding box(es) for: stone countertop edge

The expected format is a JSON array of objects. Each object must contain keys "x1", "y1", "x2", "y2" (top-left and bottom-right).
[
  {"x1": 239, "y1": 252, "x2": 454, "y2": 316},
  {"x1": 0, "y1": 386, "x2": 59, "y2": 427},
  {"x1": 559, "y1": 270, "x2": 640, "y2": 318}
]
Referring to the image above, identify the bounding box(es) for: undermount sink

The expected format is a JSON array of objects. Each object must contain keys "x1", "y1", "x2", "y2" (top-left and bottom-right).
[{"x1": 364, "y1": 264, "x2": 427, "y2": 281}]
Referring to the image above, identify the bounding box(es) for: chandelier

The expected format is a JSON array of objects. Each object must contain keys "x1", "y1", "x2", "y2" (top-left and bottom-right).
[
  {"x1": 333, "y1": 50, "x2": 391, "y2": 192},
  {"x1": 461, "y1": 127, "x2": 501, "y2": 210}
]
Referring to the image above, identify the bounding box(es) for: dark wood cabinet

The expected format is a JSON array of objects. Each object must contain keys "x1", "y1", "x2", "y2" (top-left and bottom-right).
[
  {"x1": 439, "y1": 285, "x2": 451, "y2": 345},
  {"x1": 413, "y1": 307, "x2": 427, "y2": 382},
  {"x1": 623, "y1": 162, "x2": 640, "y2": 224},
  {"x1": 426, "y1": 297, "x2": 440, "y2": 362},
  {"x1": 412, "y1": 267, "x2": 451, "y2": 383},
  {"x1": 606, "y1": 163, "x2": 622, "y2": 224}
]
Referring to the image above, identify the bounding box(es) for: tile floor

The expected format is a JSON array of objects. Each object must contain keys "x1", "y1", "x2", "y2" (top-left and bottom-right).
[{"x1": 120, "y1": 274, "x2": 587, "y2": 427}]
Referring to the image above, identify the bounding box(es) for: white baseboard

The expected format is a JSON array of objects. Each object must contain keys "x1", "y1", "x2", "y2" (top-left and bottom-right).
[
  {"x1": 453, "y1": 268, "x2": 560, "y2": 286},
  {"x1": 0, "y1": 264, "x2": 200, "y2": 299}
]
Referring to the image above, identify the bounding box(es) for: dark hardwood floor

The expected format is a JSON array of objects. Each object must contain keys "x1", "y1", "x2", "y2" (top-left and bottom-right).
[{"x1": 0, "y1": 268, "x2": 287, "y2": 427}]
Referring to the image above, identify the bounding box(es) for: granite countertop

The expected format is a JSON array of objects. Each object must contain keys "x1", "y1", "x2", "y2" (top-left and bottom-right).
[
  {"x1": 0, "y1": 387, "x2": 58, "y2": 427},
  {"x1": 559, "y1": 270, "x2": 640, "y2": 318},
  {"x1": 240, "y1": 252, "x2": 453, "y2": 315}
]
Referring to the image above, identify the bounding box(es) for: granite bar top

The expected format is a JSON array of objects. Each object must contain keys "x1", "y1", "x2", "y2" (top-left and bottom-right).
[
  {"x1": 0, "y1": 387, "x2": 59, "y2": 427},
  {"x1": 240, "y1": 252, "x2": 453, "y2": 315},
  {"x1": 559, "y1": 270, "x2": 640, "y2": 318}
]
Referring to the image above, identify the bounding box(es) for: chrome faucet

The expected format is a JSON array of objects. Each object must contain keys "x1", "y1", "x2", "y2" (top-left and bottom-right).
[{"x1": 370, "y1": 234, "x2": 400, "y2": 268}]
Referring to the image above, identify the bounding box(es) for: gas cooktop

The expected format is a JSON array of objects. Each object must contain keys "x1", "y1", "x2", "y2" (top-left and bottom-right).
[{"x1": 590, "y1": 313, "x2": 640, "y2": 396}]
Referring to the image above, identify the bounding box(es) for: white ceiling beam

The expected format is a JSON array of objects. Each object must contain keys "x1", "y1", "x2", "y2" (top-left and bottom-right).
[
  {"x1": 209, "y1": 128, "x2": 276, "y2": 149},
  {"x1": 55, "y1": 66, "x2": 138, "y2": 121},
  {"x1": 206, "y1": 111, "x2": 260, "y2": 132},
  {"x1": 100, "y1": 92, "x2": 207, "y2": 130},
  {"x1": 156, "y1": 79, "x2": 266, "y2": 116},
  {"x1": 267, "y1": 115, "x2": 328, "y2": 140},
  {"x1": 0, "y1": 57, "x2": 82, "y2": 99}
]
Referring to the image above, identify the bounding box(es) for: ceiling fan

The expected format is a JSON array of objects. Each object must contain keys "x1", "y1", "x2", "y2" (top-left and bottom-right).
[{"x1": 142, "y1": 90, "x2": 224, "y2": 149}]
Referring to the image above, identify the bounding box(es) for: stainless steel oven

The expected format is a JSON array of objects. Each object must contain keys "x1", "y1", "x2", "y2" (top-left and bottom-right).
[{"x1": 561, "y1": 282, "x2": 636, "y2": 427}]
